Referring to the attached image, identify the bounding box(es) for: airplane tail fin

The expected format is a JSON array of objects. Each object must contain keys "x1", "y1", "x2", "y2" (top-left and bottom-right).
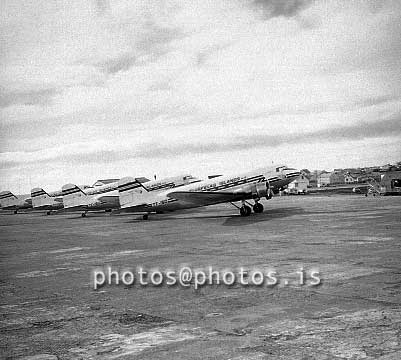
[
  {"x1": 0, "y1": 190, "x2": 18, "y2": 208},
  {"x1": 61, "y1": 184, "x2": 88, "y2": 209},
  {"x1": 117, "y1": 177, "x2": 150, "y2": 208},
  {"x1": 31, "y1": 188, "x2": 55, "y2": 209}
]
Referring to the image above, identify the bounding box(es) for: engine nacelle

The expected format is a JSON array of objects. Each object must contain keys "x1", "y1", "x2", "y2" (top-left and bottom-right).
[{"x1": 250, "y1": 181, "x2": 271, "y2": 200}]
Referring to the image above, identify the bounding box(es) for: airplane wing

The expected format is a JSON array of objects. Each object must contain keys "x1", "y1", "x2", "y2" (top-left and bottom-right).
[{"x1": 166, "y1": 191, "x2": 249, "y2": 206}]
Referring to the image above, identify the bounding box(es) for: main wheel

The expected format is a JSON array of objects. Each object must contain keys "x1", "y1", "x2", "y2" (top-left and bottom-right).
[
  {"x1": 81, "y1": 213, "x2": 86, "y2": 217},
  {"x1": 46, "y1": 211, "x2": 51, "y2": 215},
  {"x1": 240, "y1": 205, "x2": 251, "y2": 216},
  {"x1": 253, "y1": 202, "x2": 264, "y2": 213},
  {"x1": 143, "y1": 214, "x2": 149, "y2": 220},
  {"x1": 14, "y1": 210, "x2": 18, "y2": 214}
]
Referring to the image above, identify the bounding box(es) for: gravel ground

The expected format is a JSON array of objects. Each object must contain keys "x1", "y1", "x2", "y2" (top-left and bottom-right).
[{"x1": 0, "y1": 195, "x2": 400, "y2": 359}]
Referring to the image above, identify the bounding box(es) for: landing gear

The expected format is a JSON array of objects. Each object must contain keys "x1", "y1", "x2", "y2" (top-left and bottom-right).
[
  {"x1": 253, "y1": 202, "x2": 264, "y2": 213},
  {"x1": 142, "y1": 213, "x2": 149, "y2": 220},
  {"x1": 46, "y1": 211, "x2": 51, "y2": 215},
  {"x1": 81, "y1": 212, "x2": 87, "y2": 217},
  {"x1": 14, "y1": 210, "x2": 18, "y2": 214},
  {"x1": 240, "y1": 205, "x2": 252, "y2": 217}
]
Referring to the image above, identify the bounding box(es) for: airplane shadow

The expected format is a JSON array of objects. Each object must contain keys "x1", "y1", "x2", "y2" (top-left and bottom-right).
[
  {"x1": 122, "y1": 207, "x2": 304, "y2": 225},
  {"x1": 222, "y1": 207, "x2": 304, "y2": 226}
]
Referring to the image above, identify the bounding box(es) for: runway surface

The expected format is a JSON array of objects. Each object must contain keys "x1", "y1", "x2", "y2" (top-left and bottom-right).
[{"x1": 1, "y1": 195, "x2": 400, "y2": 359}]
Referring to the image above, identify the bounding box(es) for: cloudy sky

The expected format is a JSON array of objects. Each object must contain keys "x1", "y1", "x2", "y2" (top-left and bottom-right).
[{"x1": 1, "y1": 0, "x2": 400, "y2": 193}]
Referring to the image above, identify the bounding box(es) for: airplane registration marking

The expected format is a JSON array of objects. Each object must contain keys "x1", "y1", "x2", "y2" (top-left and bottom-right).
[{"x1": 148, "y1": 198, "x2": 178, "y2": 207}]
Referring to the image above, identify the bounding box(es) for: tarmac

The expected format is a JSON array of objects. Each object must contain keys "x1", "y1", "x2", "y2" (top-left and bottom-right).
[{"x1": 1, "y1": 195, "x2": 400, "y2": 359}]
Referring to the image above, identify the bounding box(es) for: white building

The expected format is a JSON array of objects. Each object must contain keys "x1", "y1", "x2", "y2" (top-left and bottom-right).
[
  {"x1": 344, "y1": 174, "x2": 357, "y2": 184},
  {"x1": 379, "y1": 170, "x2": 401, "y2": 195},
  {"x1": 286, "y1": 174, "x2": 310, "y2": 194}
]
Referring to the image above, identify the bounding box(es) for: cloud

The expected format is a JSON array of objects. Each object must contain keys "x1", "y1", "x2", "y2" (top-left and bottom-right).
[
  {"x1": 134, "y1": 116, "x2": 401, "y2": 158},
  {"x1": 195, "y1": 42, "x2": 233, "y2": 67},
  {"x1": 1, "y1": 1, "x2": 401, "y2": 192},
  {"x1": 94, "y1": 0, "x2": 110, "y2": 17},
  {"x1": 0, "y1": 88, "x2": 59, "y2": 108},
  {"x1": 96, "y1": 53, "x2": 137, "y2": 74},
  {"x1": 1, "y1": 115, "x2": 399, "y2": 170},
  {"x1": 252, "y1": 0, "x2": 313, "y2": 19},
  {"x1": 93, "y1": 20, "x2": 184, "y2": 74}
]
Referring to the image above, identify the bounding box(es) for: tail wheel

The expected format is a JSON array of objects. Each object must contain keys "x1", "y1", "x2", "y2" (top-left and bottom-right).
[
  {"x1": 253, "y1": 202, "x2": 264, "y2": 213},
  {"x1": 240, "y1": 205, "x2": 251, "y2": 216}
]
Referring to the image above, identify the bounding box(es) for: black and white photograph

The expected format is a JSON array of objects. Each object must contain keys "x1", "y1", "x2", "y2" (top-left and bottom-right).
[{"x1": 1, "y1": 0, "x2": 400, "y2": 359}]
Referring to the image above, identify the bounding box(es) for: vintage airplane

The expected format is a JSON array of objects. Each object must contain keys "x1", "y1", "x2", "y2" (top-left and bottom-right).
[
  {"x1": 118, "y1": 174, "x2": 201, "y2": 219},
  {"x1": 0, "y1": 191, "x2": 32, "y2": 213},
  {"x1": 61, "y1": 180, "x2": 123, "y2": 217},
  {"x1": 118, "y1": 165, "x2": 300, "y2": 219},
  {"x1": 30, "y1": 188, "x2": 64, "y2": 215}
]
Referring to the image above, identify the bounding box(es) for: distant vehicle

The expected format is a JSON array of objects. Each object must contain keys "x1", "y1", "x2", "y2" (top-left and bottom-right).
[
  {"x1": 0, "y1": 191, "x2": 32, "y2": 213},
  {"x1": 30, "y1": 188, "x2": 64, "y2": 215},
  {"x1": 119, "y1": 165, "x2": 300, "y2": 219},
  {"x1": 285, "y1": 188, "x2": 307, "y2": 195}
]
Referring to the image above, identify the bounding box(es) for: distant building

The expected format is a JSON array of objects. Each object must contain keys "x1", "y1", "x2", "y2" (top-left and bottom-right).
[
  {"x1": 379, "y1": 170, "x2": 401, "y2": 195},
  {"x1": 309, "y1": 171, "x2": 318, "y2": 187},
  {"x1": 317, "y1": 171, "x2": 344, "y2": 187},
  {"x1": 286, "y1": 174, "x2": 310, "y2": 194},
  {"x1": 344, "y1": 174, "x2": 357, "y2": 184}
]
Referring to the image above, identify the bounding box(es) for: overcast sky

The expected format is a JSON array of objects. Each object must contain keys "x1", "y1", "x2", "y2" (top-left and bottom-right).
[{"x1": 1, "y1": 0, "x2": 400, "y2": 193}]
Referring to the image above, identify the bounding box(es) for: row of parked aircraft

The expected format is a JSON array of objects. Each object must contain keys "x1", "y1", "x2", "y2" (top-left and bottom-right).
[{"x1": 0, "y1": 165, "x2": 300, "y2": 219}]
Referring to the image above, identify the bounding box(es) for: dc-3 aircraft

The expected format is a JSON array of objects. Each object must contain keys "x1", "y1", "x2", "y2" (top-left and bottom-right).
[
  {"x1": 118, "y1": 174, "x2": 202, "y2": 219},
  {"x1": 0, "y1": 191, "x2": 32, "y2": 213},
  {"x1": 118, "y1": 165, "x2": 300, "y2": 219},
  {"x1": 61, "y1": 177, "x2": 153, "y2": 217},
  {"x1": 61, "y1": 180, "x2": 124, "y2": 217},
  {"x1": 30, "y1": 188, "x2": 64, "y2": 215}
]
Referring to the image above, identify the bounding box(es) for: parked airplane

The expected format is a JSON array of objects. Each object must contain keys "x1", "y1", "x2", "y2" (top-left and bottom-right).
[
  {"x1": 118, "y1": 174, "x2": 201, "y2": 219},
  {"x1": 30, "y1": 188, "x2": 64, "y2": 215},
  {"x1": 0, "y1": 191, "x2": 32, "y2": 213},
  {"x1": 61, "y1": 178, "x2": 149, "y2": 217},
  {"x1": 118, "y1": 166, "x2": 300, "y2": 219}
]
